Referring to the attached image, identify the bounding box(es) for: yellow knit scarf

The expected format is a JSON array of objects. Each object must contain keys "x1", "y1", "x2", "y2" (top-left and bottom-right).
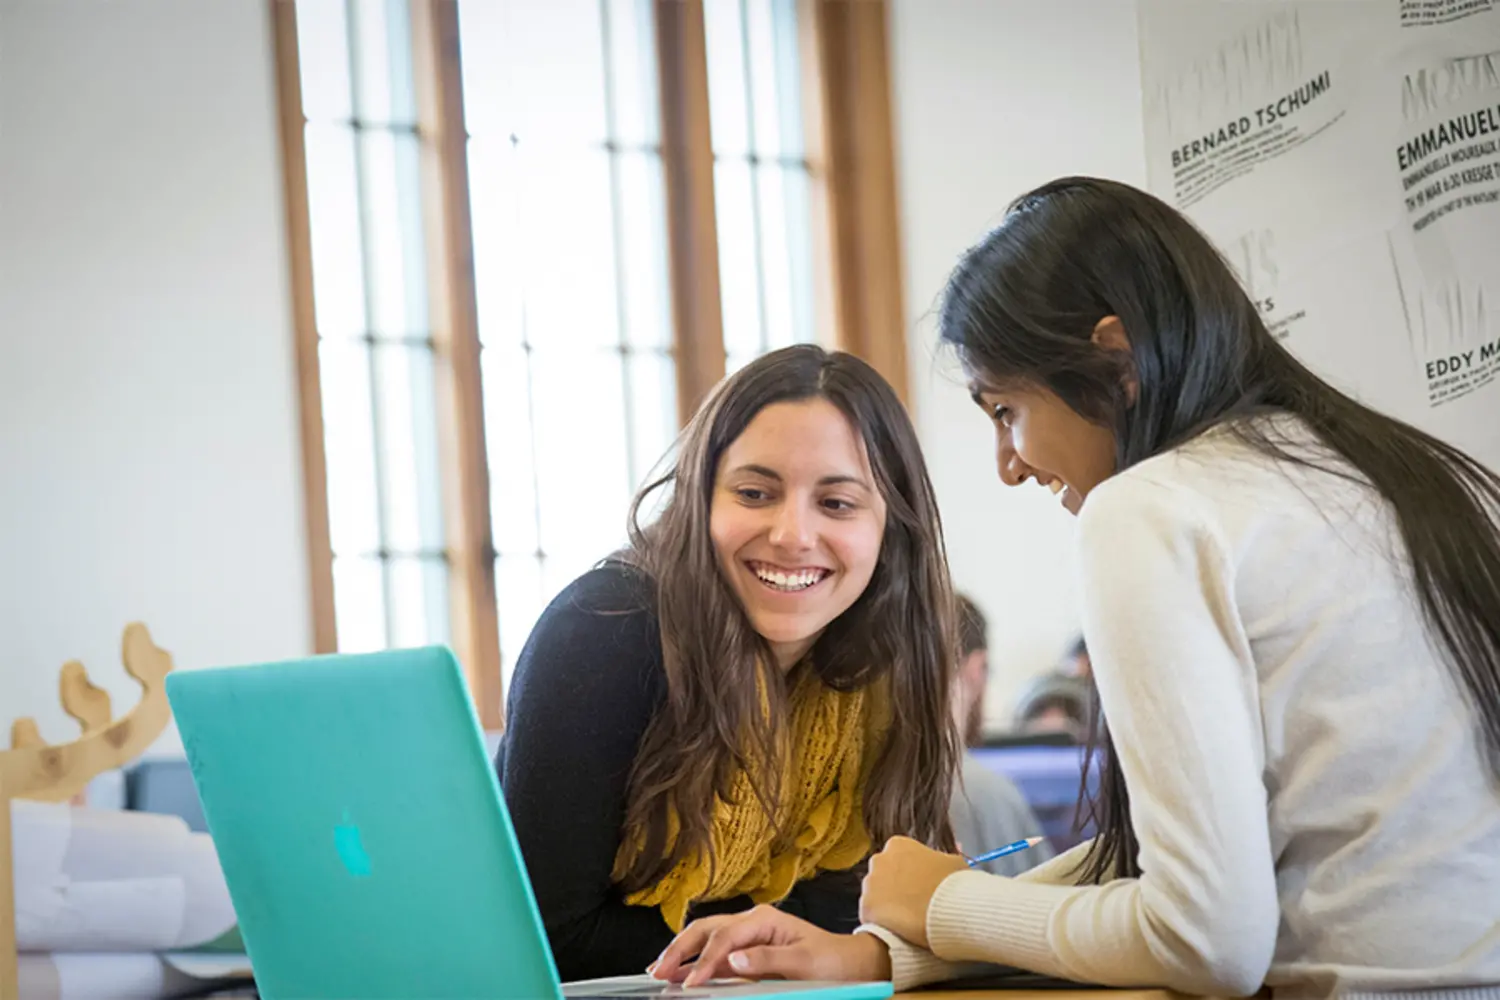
[{"x1": 612, "y1": 669, "x2": 890, "y2": 932}]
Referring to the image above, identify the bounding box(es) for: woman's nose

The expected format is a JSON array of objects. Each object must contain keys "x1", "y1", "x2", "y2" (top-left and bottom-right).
[
  {"x1": 996, "y1": 436, "x2": 1030, "y2": 488},
  {"x1": 769, "y1": 502, "x2": 815, "y2": 550}
]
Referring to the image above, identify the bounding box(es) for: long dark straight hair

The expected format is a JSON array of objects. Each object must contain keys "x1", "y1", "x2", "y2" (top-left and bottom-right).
[
  {"x1": 614, "y1": 345, "x2": 960, "y2": 892},
  {"x1": 938, "y1": 176, "x2": 1500, "y2": 884}
]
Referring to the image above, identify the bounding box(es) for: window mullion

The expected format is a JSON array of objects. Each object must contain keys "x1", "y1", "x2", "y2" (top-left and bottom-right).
[
  {"x1": 799, "y1": 0, "x2": 910, "y2": 406},
  {"x1": 272, "y1": 0, "x2": 338, "y2": 655},
  {"x1": 408, "y1": 0, "x2": 503, "y2": 727},
  {"x1": 655, "y1": 0, "x2": 726, "y2": 427}
]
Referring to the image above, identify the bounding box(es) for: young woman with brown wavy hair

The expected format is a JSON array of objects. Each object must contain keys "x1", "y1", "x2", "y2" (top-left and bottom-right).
[
  {"x1": 494, "y1": 344, "x2": 960, "y2": 981},
  {"x1": 651, "y1": 178, "x2": 1500, "y2": 998}
]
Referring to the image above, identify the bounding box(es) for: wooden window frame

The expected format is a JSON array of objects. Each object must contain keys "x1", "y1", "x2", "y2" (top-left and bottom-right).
[
  {"x1": 272, "y1": 0, "x2": 907, "y2": 722},
  {"x1": 408, "y1": 0, "x2": 504, "y2": 728},
  {"x1": 801, "y1": 0, "x2": 910, "y2": 406},
  {"x1": 272, "y1": 0, "x2": 337, "y2": 659},
  {"x1": 656, "y1": 0, "x2": 728, "y2": 425}
]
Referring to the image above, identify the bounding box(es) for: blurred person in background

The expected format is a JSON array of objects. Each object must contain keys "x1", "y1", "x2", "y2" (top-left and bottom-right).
[{"x1": 949, "y1": 594, "x2": 1055, "y2": 876}]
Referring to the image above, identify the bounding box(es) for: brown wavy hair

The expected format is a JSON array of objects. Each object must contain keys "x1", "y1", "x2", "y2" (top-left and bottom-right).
[{"x1": 614, "y1": 345, "x2": 960, "y2": 893}]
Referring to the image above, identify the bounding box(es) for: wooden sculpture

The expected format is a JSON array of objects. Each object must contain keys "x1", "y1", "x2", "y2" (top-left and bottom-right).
[{"x1": 0, "y1": 624, "x2": 175, "y2": 1000}]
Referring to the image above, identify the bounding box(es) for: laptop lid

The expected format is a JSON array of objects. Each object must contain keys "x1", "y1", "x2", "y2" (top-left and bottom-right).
[{"x1": 167, "y1": 646, "x2": 563, "y2": 1000}]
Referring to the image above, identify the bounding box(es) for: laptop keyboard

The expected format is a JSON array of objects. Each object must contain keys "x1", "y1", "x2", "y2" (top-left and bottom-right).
[
  {"x1": 571, "y1": 987, "x2": 714, "y2": 998},
  {"x1": 569, "y1": 981, "x2": 728, "y2": 997}
]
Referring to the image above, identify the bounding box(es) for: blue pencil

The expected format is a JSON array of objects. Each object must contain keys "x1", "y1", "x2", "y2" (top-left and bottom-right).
[{"x1": 965, "y1": 836, "x2": 1046, "y2": 868}]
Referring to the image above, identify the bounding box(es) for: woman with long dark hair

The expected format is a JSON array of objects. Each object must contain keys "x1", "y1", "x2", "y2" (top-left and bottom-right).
[
  {"x1": 651, "y1": 178, "x2": 1500, "y2": 998},
  {"x1": 495, "y1": 345, "x2": 960, "y2": 980}
]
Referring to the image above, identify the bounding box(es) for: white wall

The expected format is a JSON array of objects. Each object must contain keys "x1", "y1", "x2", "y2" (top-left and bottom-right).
[
  {"x1": 889, "y1": 0, "x2": 1148, "y2": 725},
  {"x1": 0, "y1": 0, "x2": 311, "y2": 750}
]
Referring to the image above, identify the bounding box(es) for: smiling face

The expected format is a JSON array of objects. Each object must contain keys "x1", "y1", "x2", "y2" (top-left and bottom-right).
[
  {"x1": 970, "y1": 381, "x2": 1117, "y2": 515},
  {"x1": 709, "y1": 398, "x2": 888, "y2": 670}
]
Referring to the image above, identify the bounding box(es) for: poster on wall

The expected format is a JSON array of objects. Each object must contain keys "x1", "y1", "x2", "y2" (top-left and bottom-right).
[
  {"x1": 1391, "y1": 13, "x2": 1500, "y2": 416},
  {"x1": 1400, "y1": 0, "x2": 1495, "y2": 27},
  {"x1": 1137, "y1": 0, "x2": 1500, "y2": 471}
]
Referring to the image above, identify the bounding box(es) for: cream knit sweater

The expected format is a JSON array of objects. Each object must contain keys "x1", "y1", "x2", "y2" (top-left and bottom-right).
[{"x1": 863, "y1": 424, "x2": 1500, "y2": 999}]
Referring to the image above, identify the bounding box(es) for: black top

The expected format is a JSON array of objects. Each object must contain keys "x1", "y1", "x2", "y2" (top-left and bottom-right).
[{"x1": 495, "y1": 562, "x2": 862, "y2": 981}]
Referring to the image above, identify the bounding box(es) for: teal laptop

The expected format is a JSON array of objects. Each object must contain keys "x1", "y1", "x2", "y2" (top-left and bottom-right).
[{"x1": 166, "y1": 647, "x2": 893, "y2": 1000}]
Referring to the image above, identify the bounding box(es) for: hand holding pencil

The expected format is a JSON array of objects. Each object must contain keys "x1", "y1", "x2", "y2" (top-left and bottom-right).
[{"x1": 859, "y1": 834, "x2": 1045, "y2": 949}]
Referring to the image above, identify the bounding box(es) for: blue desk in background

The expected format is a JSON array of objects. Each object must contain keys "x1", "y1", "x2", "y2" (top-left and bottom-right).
[
  {"x1": 125, "y1": 757, "x2": 209, "y2": 832},
  {"x1": 968, "y1": 737, "x2": 1098, "y2": 853}
]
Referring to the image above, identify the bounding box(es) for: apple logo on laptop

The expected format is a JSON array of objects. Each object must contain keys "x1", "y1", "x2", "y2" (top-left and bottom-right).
[{"x1": 334, "y1": 811, "x2": 372, "y2": 877}]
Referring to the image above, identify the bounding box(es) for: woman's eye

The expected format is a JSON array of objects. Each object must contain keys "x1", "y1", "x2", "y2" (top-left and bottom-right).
[
  {"x1": 991, "y1": 405, "x2": 1011, "y2": 424},
  {"x1": 736, "y1": 487, "x2": 769, "y2": 502},
  {"x1": 822, "y1": 497, "x2": 856, "y2": 513}
]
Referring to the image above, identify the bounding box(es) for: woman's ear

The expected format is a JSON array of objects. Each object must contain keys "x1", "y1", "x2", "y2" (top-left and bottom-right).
[{"x1": 1092, "y1": 315, "x2": 1139, "y2": 405}]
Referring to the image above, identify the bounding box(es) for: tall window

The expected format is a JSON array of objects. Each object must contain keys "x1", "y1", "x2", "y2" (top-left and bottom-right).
[
  {"x1": 278, "y1": 0, "x2": 908, "y2": 720},
  {"x1": 295, "y1": 0, "x2": 451, "y2": 654},
  {"x1": 705, "y1": 0, "x2": 818, "y2": 375},
  {"x1": 457, "y1": 0, "x2": 679, "y2": 674}
]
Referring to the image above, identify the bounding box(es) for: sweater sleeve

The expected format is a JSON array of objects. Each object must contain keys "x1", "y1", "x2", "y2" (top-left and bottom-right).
[
  {"x1": 850, "y1": 841, "x2": 1097, "y2": 992},
  {"x1": 913, "y1": 476, "x2": 1280, "y2": 997},
  {"x1": 494, "y1": 564, "x2": 678, "y2": 981}
]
